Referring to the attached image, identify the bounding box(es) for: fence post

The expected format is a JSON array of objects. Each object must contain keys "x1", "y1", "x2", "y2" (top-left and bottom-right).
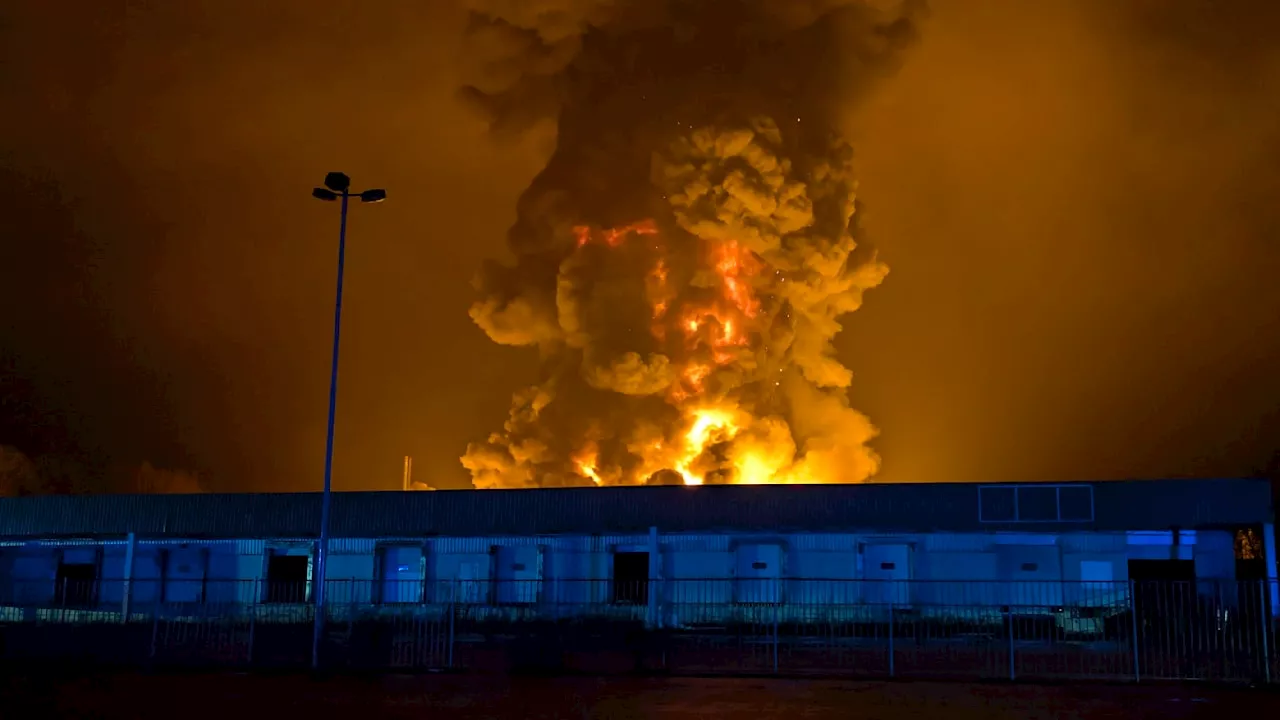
[
  {"x1": 1007, "y1": 608, "x2": 1016, "y2": 681},
  {"x1": 888, "y1": 602, "x2": 895, "y2": 678},
  {"x1": 149, "y1": 605, "x2": 160, "y2": 661},
  {"x1": 647, "y1": 526, "x2": 660, "y2": 630},
  {"x1": 121, "y1": 532, "x2": 136, "y2": 623},
  {"x1": 772, "y1": 601, "x2": 779, "y2": 674},
  {"x1": 245, "y1": 579, "x2": 258, "y2": 666},
  {"x1": 446, "y1": 581, "x2": 455, "y2": 669},
  {"x1": 1261, "y1": 580, "x2": 1272, "y2": 686},
  {"x1": 1129, "y1": 580, "x2": 1141, "y2": 683}
]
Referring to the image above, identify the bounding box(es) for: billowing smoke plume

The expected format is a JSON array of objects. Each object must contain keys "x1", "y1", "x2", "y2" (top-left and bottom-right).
[{"x1": 459, "y1": 0, "x2": 924, "y2": 488}]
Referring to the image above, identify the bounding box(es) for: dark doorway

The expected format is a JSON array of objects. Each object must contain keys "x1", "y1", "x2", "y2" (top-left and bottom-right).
[
  {"x1": 612, "y1": 552, "x2": 649, "y2": 605},
  {"x1": 1128, "y1": 558, "x2": 1197, "y2": 655},
  {"x1": 55, "y1": 562, "x2": 97, "y2": 607},
  {"x1": 1237, "y1": 558, "x2": 1267, "y2": 582},
  {"x1": 1232, "y1": 527, "x2": 1270, "y2": 646},
  {"x1": 265, "y1": 554, "x2": 310, "y2": 603},
  {"x1": 1128, "y1": 559, "x2": 1195, "y2": 582},
  {"x1": 1128, "y1": 559, "x2": 1196, "y2": 618}
]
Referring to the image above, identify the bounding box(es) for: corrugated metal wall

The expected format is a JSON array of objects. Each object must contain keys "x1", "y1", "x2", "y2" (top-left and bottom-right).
[{"x1": 0, "y1": 528, "x2": 1245, "y2": 613}]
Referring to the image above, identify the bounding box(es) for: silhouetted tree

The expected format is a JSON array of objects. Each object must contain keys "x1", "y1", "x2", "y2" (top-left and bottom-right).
[
  {"x1": 129, "y1": 461, "x2": 205, "y2": 494},
  {"x1": 0, "y1": 356, "x2": 76, "y2": 459},
  {"x1": 0, "y1": 445, "x2": 39, "y2": 497},
  {"x1": 33, "y1": 454, "x2": 94, "y2": 494}
]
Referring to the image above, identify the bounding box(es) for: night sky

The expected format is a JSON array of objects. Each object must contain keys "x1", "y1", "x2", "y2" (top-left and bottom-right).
[{"x1": 1, "y1": 0, "x2": 1278, "y2": 493}]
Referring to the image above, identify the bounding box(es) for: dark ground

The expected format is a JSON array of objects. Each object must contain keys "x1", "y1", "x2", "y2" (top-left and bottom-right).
[{"x1": 2, "y1": 672, "x2": 1276, "y2": 719}]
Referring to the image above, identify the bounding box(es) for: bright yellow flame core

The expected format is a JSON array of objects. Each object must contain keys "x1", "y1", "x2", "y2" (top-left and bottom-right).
[
  {"x1": 675, "y1": 407, "x2": 736, "y2": 485},
  {"x1": 666, "y1": 406, "x2": 818, "y2": 486},
  {"x1": 573, "y1": 444, "x2": 605, "y2": 486}
]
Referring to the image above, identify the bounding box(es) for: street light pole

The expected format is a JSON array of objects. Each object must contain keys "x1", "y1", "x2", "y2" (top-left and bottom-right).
[{"x1": 310, "y1": 172, "x2": 386, "y2": 670}]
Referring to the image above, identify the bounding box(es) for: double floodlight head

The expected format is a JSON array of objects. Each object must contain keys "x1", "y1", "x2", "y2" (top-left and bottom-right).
[
  {"x1": 312, "y1": 172, "x2": 386, "y2": 203},
  {"x1": 323, "y1": 172, "x2": 351, "y2": 192}
]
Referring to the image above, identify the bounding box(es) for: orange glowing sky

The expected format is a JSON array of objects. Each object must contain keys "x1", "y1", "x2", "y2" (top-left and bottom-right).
[{"x1": 1, "y1": 0, "x2": 1279, "y2": 492}]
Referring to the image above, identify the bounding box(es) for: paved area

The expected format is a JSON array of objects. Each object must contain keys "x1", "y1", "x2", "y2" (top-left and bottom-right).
[{"x1": 2, "y1": 672, "x2": 1275, "y2": 718}]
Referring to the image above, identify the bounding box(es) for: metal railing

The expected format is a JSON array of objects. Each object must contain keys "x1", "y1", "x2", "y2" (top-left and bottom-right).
[{"x1": 0, "y1": 578, "x2": 1275, "y2": 682}]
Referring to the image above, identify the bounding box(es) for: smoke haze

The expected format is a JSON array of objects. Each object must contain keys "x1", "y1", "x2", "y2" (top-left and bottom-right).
[
  {"x1": 846, "y1": 0, "x2": 1280, "y2": 482},
  {"x1": 0, "y1": 0, "x2": 1277, "y2": 492}
]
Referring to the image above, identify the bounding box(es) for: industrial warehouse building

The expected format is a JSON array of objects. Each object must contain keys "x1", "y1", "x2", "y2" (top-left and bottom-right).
[{"x1": 0, "y1": 479, "x2": 1275, "y2": 622}]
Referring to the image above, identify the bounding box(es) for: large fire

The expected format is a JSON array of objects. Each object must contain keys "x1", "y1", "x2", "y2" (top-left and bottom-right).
[
  {"x1": 457, "y1": 0, "x2": 923, "y2": 488},
  {"x1": 568, "y1": 222, "x2": 819, "y2": 487}
]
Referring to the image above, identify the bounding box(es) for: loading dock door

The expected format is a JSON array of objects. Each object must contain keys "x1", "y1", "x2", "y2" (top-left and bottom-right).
[
  {"x1": 863, "y1": 544, "x2": 911, "y2": 606},
  {"x1": 380, "y1": 546, "x2": 423, "y2": 604},
  {"x1": 10, "y1": 549, "x2": 58, "y2": 605},
  {"x1": 998, "y1": 545, "x2": 1063, "y2": 608},
  {"x1": 163, "y1": 548, "x2": 208, "y2": 603},
  {"x1": 494, "y1": 546, "x2": 542, "y2": 604},
  {"x1": 456, "y1": 561, "x2": 485, "y2": 604},
  {"x1": 735, "y1": 544, "x2": 783, "y2": 604}
]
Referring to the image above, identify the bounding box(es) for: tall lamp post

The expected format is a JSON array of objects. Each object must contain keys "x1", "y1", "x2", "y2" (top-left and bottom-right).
[{"x1": 310, "y1": 172, "x2": 386, "y2": 670}]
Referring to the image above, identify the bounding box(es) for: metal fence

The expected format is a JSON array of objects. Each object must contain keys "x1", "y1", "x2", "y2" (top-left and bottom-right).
[{"x1": 0, "y1": 578, "x2": 1276, "y2": 682}]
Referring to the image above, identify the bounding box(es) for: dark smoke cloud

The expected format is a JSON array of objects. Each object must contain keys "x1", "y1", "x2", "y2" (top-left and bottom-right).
[{"x1": 459, "y1": 0, "x2": 926, "y2": 487}]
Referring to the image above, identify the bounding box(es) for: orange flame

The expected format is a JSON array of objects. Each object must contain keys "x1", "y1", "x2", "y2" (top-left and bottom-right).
[
  {"x1": 563, "y1": 220, "x2": 827, "y2": 487},
  {"x1": 648, "y1": 258, "x2": 672, "y2": 340},
  {"x1": 572, "y1": 443, "x2": 604, "y2": 486},
  {"x1": 574, "y1": 219, "x2": 658, "y2": 248},
  {"x1": 715, "y1": 240, "x2": 760, "y2": 318},
  {"x1": 684, "y1": 362, "x2": 711, "y2": 389}
]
